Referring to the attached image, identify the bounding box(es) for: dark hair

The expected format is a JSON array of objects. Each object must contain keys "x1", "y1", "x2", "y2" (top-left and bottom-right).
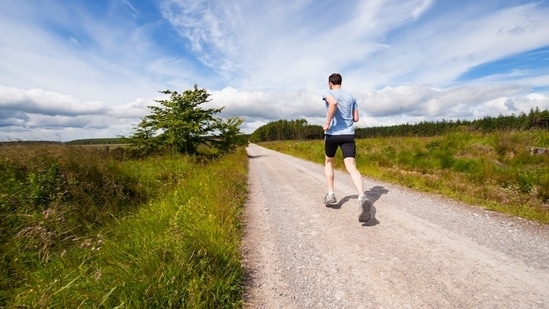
[{"x1": 329, "y1": 73, "x2": 342, "y2": 85}]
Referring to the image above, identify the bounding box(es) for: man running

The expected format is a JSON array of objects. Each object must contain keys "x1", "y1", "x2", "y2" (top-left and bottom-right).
[{"x1": 322, "y1": 73, "x2": 372, "y2": 223}]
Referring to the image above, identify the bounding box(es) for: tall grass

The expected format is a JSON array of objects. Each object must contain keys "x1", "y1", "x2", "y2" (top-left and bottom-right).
[
  {"x1": 1, "y1": 145, "x2": 146, "y2": 304},
  {"x1": 261, "y1": 130, "x2": 549, "y2": 223},
  {"x1": 1, "y1": 144, "x2": 248, "y2": 308}
]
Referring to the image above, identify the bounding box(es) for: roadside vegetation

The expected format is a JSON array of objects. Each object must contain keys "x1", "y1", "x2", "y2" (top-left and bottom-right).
[
  {"x1": 1, "y1": 85, "x2": 249, "y2": 308},
  {"x1": 0, "y1": 143, "x2": 248, "y2": 308}
]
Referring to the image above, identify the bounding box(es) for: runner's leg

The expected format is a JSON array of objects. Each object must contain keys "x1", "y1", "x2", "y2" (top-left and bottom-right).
[
  {"x1": 325, "y1": 156, "x2": 336, "y2": 193},
  {"x1": 343, "y1": 157, "x2": 364, "y2": 196}
]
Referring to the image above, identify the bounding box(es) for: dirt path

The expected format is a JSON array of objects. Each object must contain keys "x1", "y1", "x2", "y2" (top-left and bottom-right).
[{"x1": 241, "y1": 144, "x2": 549, "y2": 309}]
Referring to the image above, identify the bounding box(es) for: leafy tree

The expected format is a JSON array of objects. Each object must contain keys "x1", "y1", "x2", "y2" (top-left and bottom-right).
[{"x1": 129, "y1": 85, "x2": 245, "y2": 155}]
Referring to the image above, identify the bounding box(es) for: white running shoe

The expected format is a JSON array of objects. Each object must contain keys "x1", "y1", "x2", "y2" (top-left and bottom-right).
[{"x1": 324, "y1": 192, "x2": 337, "y2": 205}]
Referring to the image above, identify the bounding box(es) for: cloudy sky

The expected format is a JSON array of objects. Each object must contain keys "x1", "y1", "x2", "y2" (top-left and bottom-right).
[{"x1": 1, "y1": 0, "x2": 548, "y2": 141}]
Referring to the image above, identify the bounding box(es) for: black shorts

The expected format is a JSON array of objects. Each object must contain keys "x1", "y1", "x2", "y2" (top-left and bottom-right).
[{"x1": 324, "y1": 134, "x2": 356, "y2": 158}]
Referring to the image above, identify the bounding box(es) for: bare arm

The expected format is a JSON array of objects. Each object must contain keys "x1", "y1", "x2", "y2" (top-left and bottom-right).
[
  {"x1": 353, "y1": 106, "x2": 359, "y2": 122},
  {"x1": 323, "y1": 95, "x2": 337, "y2": 131}
]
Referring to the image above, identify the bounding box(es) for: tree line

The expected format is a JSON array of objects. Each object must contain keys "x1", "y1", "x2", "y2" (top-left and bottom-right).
[
  {"x1": 66, "y1": 138, "x2": 124, "y2": 145},
  {"x1": 249, "y1": 107, "x2": 549, "y2": 142}
]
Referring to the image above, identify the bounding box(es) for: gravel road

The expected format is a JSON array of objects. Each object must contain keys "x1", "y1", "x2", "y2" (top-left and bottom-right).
[{"x1": 241, "y1": 144, "x2": 549, "y2": 309}]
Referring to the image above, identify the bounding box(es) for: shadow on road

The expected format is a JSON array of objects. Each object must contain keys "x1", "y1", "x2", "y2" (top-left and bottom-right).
[
  {"x1": 325, "y1": 195, "x2": 354, "y2": 209},
  {"x1": 324, "y1": 186, "x2": 389, "y2": 226},
  {"x1": 365, "y1": 186, "x2": 389, "y2": 202},
  {"x1": 361, "y1": 186, "x2": 389, "y2": 226},
  {"x1": 247, "y1": 154, "x2": 265, "y2": 159}
]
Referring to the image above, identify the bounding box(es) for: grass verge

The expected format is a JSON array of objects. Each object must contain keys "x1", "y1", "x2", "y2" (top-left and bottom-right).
[{"x1": 2, "y1": 144, "x2": 248, "y2": 308}]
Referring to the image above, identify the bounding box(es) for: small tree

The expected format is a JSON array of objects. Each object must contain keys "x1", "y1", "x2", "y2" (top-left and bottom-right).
[{"x1": 129, "y1": 85, "x2": 244, "y2": 155}]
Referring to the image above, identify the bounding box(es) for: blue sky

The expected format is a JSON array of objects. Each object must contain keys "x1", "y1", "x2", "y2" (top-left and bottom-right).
[{"x1": 1, "y1": 0, "x2": 548, "y2": 141}]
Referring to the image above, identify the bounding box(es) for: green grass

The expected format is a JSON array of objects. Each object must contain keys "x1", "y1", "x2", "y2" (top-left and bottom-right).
[
  {"x1": 1, "y1": 144, "x2": 248, "y2": 308},
  {"x1": 260, "y1": 130, "x2": 549, "y2": 224}
]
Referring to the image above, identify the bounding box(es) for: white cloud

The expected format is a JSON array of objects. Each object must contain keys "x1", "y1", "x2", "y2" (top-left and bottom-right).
[
  {"x1": 160, "y1": 0, "x2": 244, "y2": 77},
  {"x1": 412, "y1": 0, "x2": 434, "y2": 20},
  {"x1": 211, "y1": 87, "x2": 323, "y2": 121},
  {"x1": 370, "y1": 2, "x2": 549, "y2": 85},
  {"x1": 0, "y1": 85, "x2": 149, "y2": 141},
  {"x1": 0, "y1": 85, "x2": 108, "y2": 116},
  {"x1": 356, "y1": 84, "x2": 548, "y2": 123},
  {"x1": 0, "y1": 0, "x2": 548, "y2": 141}
]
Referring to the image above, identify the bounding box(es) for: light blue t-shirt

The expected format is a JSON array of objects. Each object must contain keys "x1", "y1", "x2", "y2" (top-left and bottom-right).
[{"x1": 323, "y1": 89, "x2": 357, "y2": 135}]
